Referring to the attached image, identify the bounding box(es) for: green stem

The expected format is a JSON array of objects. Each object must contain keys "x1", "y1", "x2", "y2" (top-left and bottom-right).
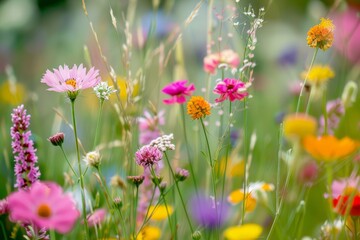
[
  {"x1": 181, "y1": 105, "x2": 199, "y2": 195},
  {"x1": 322, "y1": 86, "x2": 328, "y2": 135},
  {"x1": 164, "y1": 152, "x2": 194, "y2": 233},
  {"x1": 241, "y1": 98, "x2": 248, "y2": 224},
  {"x1": 93, "y1": 99, "x2": 104, "y2": 149},
  {"x1": 133, "y1": 186, "x2": 139, "y2": 239},
  {"x1": 59, "y1": 146, "x2": 78, "y2": 177},
  {"x1": 136, "y1": 186, "x2": 157, "y2": 238},
  {"x1": 70, "y1": 100, "x2": 89, "y2": 239},
  {"x1": 50, "y1": 230, "x2": 56, "y2": 240},
  {"x1": 276, "y1": 124, "x2": 283, "y2": 211},
  {"x1": 296, "y1": 48, "x2": 319, "y2": 113}
]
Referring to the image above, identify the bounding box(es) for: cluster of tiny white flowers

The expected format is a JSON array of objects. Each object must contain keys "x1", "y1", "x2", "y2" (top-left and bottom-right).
[
  {"x1": 320, "y1": 219, "x2": 343, "y2": 239},
  {"x1": 93, "y1": 81, "x2": 117, "y2": 101},
  {"x1": 149, "y1": 134, "x2": 175, "y2": 152}
]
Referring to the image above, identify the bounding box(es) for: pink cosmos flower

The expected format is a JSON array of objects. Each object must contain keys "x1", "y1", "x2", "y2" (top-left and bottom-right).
[
  {"x1": 162, "y1": 80, "x2": 195, "y2": 104},
  {"x1": 86, "y1": 208, "x2": 107, "y2": 227},
  {"x1": 7, "y1": 181, "x2": 79, "y2": 234},
  {"x1": 213, "y1": 78, "x2": 248, "y2": 103},
  {"x1": 41, "y1": 64, "x2": 101, "y2": 93},
  {"x1": 204, "y1": 49, "x2": 240, "y2": 74},
  {"x1": 138, "y1": 110, "x2": 165, "y2": 145}
]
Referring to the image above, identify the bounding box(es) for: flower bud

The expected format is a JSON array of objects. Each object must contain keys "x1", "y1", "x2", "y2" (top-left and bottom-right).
[{"x1": 48, "y1": 132, "x2": 64, "y2": 146}]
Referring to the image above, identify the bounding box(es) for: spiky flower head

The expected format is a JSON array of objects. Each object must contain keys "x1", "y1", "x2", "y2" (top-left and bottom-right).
[
  {"x1": 93, "y1": 81, "x2": 117, "y2": 101},
  {"x1": 83, "y1": 151, "x2": 101, "y2": 168},
  {"x1": 175, "y1": 168, "x2": 190, "y2": 182},
  {"x1": 135, "y1": 146, "x2": 163, "y2": 168},
  {"x1": 307, "y1": 18, "x2": 335, "y2": 51},
  {"x1": 127, "y1": 175, "x2": 145, "y2": 187},
  {"x1": 187, "y1": 96, "x2": 211, "y2": 120}
]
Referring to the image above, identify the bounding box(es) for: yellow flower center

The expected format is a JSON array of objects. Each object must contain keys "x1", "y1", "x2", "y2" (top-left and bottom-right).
[
  {"x1": 65, "y1": 79, "x2": 77, "y2": 89},
  {"x1": 37, "y1": 203, "x2": 52, "y2": 218},
  {"x1": 343, "y1": 186, "x2": 359, "y2": 196}
]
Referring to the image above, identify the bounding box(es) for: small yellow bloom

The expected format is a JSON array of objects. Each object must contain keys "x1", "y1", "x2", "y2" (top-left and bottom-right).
[
  {"x1": 227, "y1": 190, "x2": 257, "y2": 212},
  {"x1": 147, "y1": 205, "x2": 173, "y2": 221},
  {"x1": 307, "y1": 18, "x2": 335, "y2": 51},
  {"x1": 302, "y1": 65, "x2": 335, "y2": 86},
  {"x1": 137, "y1": 226, "x2": 161, "y2": 240},
  {"x1": 187, "y1": 96, "x2": 211, "y2": 119},
  {"x1": 303, "y1": 135, "x2": 359, "y2": 161},
  {"x1": 283, "y1": 114, "x2": 317, "y2": 141},
  {"x1": 223, "y1": 224, "x2": 263, "y2": 240},
  {"x1": 0, "y1": 80, "x2": 26, "y2": 105}
]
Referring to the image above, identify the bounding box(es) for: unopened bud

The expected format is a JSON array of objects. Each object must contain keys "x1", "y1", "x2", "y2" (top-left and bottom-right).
[
  {"x1": 341, "y1": 81, "x2": 358, "y2": 108},
  {"x1": 48, "y1": 132, "x2": 64, "y2": 146}
]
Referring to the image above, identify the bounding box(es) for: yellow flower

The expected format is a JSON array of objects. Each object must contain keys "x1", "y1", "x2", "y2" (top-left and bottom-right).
[
  {"x1": 307, "y1": 18, "x2": 335, "y2": 51},
  {"x1": 223, "y1": 224, "x2": 263, "y2": 240},
  {"x1": 215, "y1": 156, "x2": 245, "y2": 178},
  {"x1": 0, "y1": 80, "x2": 26, "y2": 105},
  {"x1": 302, "y1": 65, "x2": 335, "y2": 86},
  {"x1": 283, "y1": 114, "x2": 317, "y2": 141},
  {"x1": 303, "y1": 135, "x2": 359, "y2": 161},
  {"x1": 187, "y1": 96, "x2": 211, "y2": 119},
  {"x1": 227, "y1": 190, "x2": 257, "y2": 212},
  {"x1": 147, "y1": 205, "x2": 173, "y2": 221},
  {"x1": 136, "y1": 226, "x2": 161, "y2": 240}
]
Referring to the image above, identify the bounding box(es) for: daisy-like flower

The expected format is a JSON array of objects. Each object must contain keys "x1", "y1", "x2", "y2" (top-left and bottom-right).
[
  {"x1": 41, "y1": 64, "x2": 101, "y2": 101},
  {"x1": 302, "y1": 65, "x2": 335, "y2": 87},
  {"x1": 303, "y1": 135, "x2": 359, "y2": 161},
  {"x1": 135, "y1": 145, "x2": 163, "y2": 168},
  {"x1": 223, "y1": 224, "x2": 263, "y2": 240},
  {"x1": 283, "y1": 113, "x2": 317, "y2": 142},
  {"x1": 187, "y1": 96, "x2": 211, "y2": 120},
  {"x1": 162, "y1": 80, "x2": 195, "y2": 104},
  {"x1": 330, "y1": 177, "x2": 360, "y2": 216},
  {"x1": 83, "y1": 151, "x2": 101, "y2": 168},
  {"x1": 213, "y1": 78, "x2": 248, "y2": 103},
  {"x1": 204, "y1": 49, "x2": 240, "y2": 74},
  {"x1": 307, "y1": 18, "x2": 335, "y2": 51},
  {"x1": 7, "y1": 181, "x2": 79, "y2": 234}
]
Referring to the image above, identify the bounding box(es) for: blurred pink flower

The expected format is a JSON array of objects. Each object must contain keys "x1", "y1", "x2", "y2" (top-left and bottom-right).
[
  {"x1": 162, "y1": 80, "x2": 195, "y2": 104},
  {"x1": 333, "y1": 8, "x2": 360, "y2": 63},
  {"x1": 86, "y1": 208, "x2": 106, "y2": 227},
  {"x1": 138, "y1": 110, "x2": 165, "y2": 145},
  {"x1": 0, "y1": 199, "x2": 8, "y2": 215},
  {"x1": 41, "y1": 64, "x2": 101, "y2": 93},
  {"x1": 213, "y1": 78, "x2": 248, "y2": 102},
  {"x1": 204, "y1": 49, "x2": 240, "y2": 74},
  {"x1": 7, "y1": 181, "x2": 79, "y2": 234}
]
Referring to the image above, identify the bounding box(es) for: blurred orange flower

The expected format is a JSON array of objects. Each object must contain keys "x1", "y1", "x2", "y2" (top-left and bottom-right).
[
  {"x1": 307, "y1": 18, "x2": 335, "y2": 51},
  {"x1": 303, "y1": 135, "x2": 359, "y2": 161}
]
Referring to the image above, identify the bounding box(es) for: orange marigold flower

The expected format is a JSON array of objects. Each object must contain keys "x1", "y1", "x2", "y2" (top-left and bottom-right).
[
  {"x1": 303, "y1": 135, "x2": 359, "y2": 161},
  {"x1": 307, "y1": 18, "x2": 335, "y2": 51},
  {"x1": 283, "y1": 114, "x2": 317, "y2": 141},
  {"x1": 187, "y1": 96, "x2": 211, "y2": 119}
]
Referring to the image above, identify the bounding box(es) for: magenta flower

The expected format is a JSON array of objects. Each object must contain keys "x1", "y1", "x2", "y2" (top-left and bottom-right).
[
  {"x1": 86, "y1": 208, "x2": 107, "y2": 227},
  {"x1": 213, "y1": 78, "x2": 248, "y2": 103},
  {"x1": 204, "y1": 49, "x2": 240, "y2": 74},
  {"x1": 135, "y1": 145, "x2": 163, "y2": 168},
  {"x1": 162, "y1": 80, "x2": 195, "y2": 104},
  {"x1": 41, "y1": 64, "x2": 101, "y2": 99},
  {"x1": 7, "y1": 181, "x2": 79, "y2": 234},
  {"x1": 11, "y1": 105, "x2": 40, "y2": 189}
]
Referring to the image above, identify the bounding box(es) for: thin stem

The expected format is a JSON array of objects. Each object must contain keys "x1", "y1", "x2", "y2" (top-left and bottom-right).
[
  {"x1": 276, "y1": 123, "x2": 283, "y2": 211},
  {"x1": 136, "y1": 186, "x2": 157, "y2": 238},
  {"x1": 59, "y1": 146, "x2": 78, "y2": 177},
  {"x1": 164, "y1": 152, "x2": 194, "y2": 233},
  {"x1": 70, "y1": 100, "x2": 89, "y2": 239},
  {"x1": 241, "y1": 98, "x2": 248, "y2": 224},
  {"x1": 322, "y1": 86, "x2": 328, "y2": 135},
  {"x1": 181, "y1": 105, "x2": 199, "y2": 195},
  {"x1": 133, "y1": 186, "x2": 139, "y2": 239},
  {"x1": 93, "y1": 99, "x2": 104, "y2": 149},
  {"x1": 296, "y1": 48, "x2": 319, "y2": 113},
  {"x1": 50, "y1": 230, "x2": 56, "y2": 240}
]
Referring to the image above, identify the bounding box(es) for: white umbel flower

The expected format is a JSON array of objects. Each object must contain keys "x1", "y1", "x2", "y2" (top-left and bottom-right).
[
  {"x1": 149, "y1": 134, "x2": 175, "y2": 152},
  {"x1": 93, "y1": 81, "x2": 117, "y2": 101}
]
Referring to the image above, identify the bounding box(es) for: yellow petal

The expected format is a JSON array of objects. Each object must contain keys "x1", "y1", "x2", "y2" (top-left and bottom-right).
[
  {"x1": 224, "y1": 224, "x2": 263, "y2": 240},
  {"x1": 147, "y1": 205, "x2": 173, "y2": 221}
]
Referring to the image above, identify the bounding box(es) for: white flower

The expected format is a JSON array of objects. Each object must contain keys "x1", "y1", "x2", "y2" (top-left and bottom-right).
[
  {"x1": 93, "y1": 82, "x2": 117, "y2": 101},
  {"x1": 83, "y1": 151, "x2": 101, "y2": 167},
  {"x1": 149, "y1": 134, "x2": 175, "y2": 152}
]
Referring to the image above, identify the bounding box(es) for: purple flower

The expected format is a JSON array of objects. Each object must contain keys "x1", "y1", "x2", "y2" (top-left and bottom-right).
[
  {"x1": 162, "y1": 80, "x2": 195, "y2": 104},
  {"x1": 213, "y1": 78, "x2": 248, "y2": 103},
  {"x1": 190, "y1": 193, "x2": 229, "y2": 229},
  {"x1": 11, "y1": 105, "x2": 40, "y2": 189},
  {"x1": 135, "y1": 145, "x2": 163, "y2": 168},
  {"x1": 319, "y1": 99, "x2": 345, "y2": 134}
]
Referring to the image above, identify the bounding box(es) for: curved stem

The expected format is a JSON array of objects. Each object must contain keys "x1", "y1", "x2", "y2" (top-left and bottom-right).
[
  {"x1": 59, "y1": 146, "x2": 78, "y2": 177},
  {"x1": 70, "y1": 100, "x2": 89, "y2": 239},
  {"x1": 296, "y1": 48, "x2": 319, "y2": 113},
  {"x1": 93, "y1": 100, "x2": 104, "y2": 149}
]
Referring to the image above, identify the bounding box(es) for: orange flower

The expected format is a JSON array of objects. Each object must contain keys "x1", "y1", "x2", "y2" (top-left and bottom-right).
[
  {"x1": 303, "y1": 135, "x2": 359, "y2": 161},
  {"x1": 187, "y1": 96, "x2": 211, "y2": 119},
  {"x1": 307, "y1": 18, "x2": 335, "y2": 51}
]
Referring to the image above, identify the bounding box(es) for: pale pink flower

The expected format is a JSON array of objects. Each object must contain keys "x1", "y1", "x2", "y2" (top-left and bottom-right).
[
  {"x1": 86, "y1": 208, "x2": 106, "y2": 227},
  {"x1": 7, "y1": 181, "x2": 79, "y2": 234},
  {"x1": 0, "y1": 198, "x2": 8, "y2": 215},
  {"x1": 162, "y1": 80, "x2": 195, "y2": 104},
  {"x1": 135, "y1": 145, "x2": 163, "y2": 168},
  {"x1": 204, "y1": 49, "x2": 240, "y2": 74},
  {"x1": 138, "y1": 110, "x2": 165, "y2": 145},
  {"x1": 41, "y1": 64, "x2": 101, "y2": 93},
  {"x1": 213, "y1": 78, "x2": 248, "y2": 102}
]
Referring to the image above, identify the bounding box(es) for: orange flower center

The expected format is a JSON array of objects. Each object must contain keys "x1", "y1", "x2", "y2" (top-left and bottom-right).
[
  {"x1": 65, "y1": 79, "x2": 77, "y2": 89},
  {"x1": 37, "y1": 203, "x2": 52, "y2": 218}
]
